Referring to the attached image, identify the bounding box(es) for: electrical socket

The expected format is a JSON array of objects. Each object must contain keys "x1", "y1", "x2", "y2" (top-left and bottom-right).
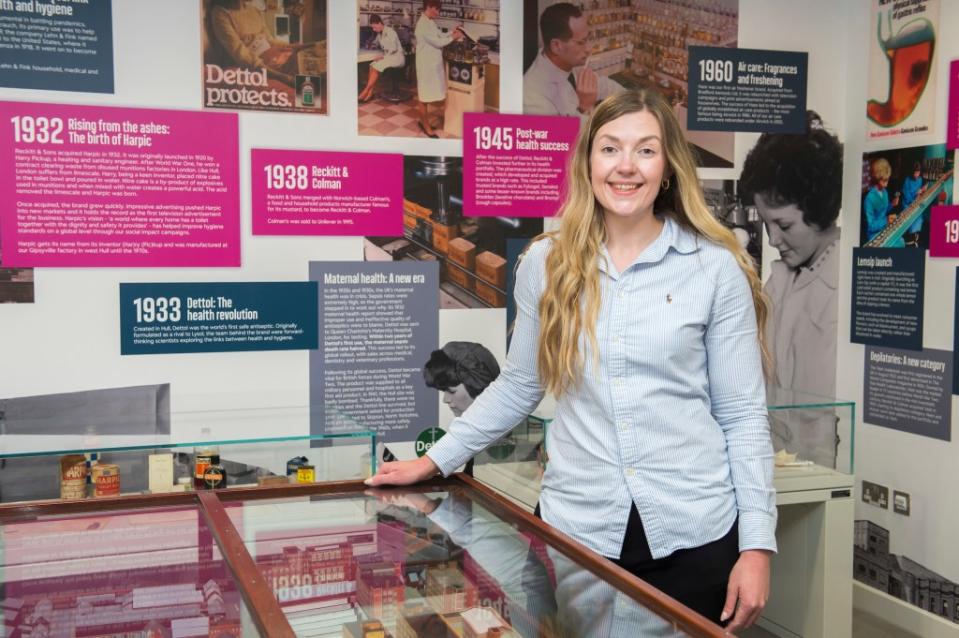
[
  {"x1": 862, "y1": 480, "x2": 888, "y2": 509},
  {"x1": 893, "y1": 491, "x2": 910, "y2": 516}
]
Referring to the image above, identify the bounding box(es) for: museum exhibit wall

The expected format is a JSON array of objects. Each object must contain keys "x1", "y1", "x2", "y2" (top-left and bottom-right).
[
  {"x1": 0, "y1": 0, "x2": 956, "y2": 633},
  {"x1": 838, "y1": 2, "x2": 959, "y2": 634}
]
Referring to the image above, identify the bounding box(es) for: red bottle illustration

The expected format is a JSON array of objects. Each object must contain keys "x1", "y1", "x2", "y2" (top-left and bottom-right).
[{"x1": 867, "y1": 11, "x2": 935, "y2": 127}]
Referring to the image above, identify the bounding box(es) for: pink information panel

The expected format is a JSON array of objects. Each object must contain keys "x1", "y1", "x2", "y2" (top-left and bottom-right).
[
  {"x1": 948, "y1": 60, "x2": 959, "y2": 150},
  {"x1": 930, "y1": 205, "x2": 959, "y2": 257},
  {"x1": 0, "y1": 101, "x2": 240, "y2": 267},
  {"x1": 463, "y1": 112, "x2": 580, "y2": 217},
  {"x1": 251, "y1": 149, "x2": 403, "y2": 236}
]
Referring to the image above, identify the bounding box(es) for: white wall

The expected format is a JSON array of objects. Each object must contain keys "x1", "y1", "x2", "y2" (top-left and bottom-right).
[{"x1": 837, "y1": 0, "x2": 959, "y2": 589}]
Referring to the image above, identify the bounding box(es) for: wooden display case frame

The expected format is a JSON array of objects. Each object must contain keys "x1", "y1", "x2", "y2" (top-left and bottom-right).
[{"x1": 0, "y1": 474, "x2": 728, "y2": 638}]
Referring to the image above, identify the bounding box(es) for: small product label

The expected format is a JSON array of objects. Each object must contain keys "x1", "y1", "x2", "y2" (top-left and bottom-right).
[
  {"x1": 93, "y1": 464, "x2": 121, "y2": 498},
  {"x1": 296, "y1": 465, "x2": 315, "y2": 484}
]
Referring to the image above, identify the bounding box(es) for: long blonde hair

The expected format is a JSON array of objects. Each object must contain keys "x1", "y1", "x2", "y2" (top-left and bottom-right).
[{"x1": 536, "y1": 89, "x2": 770, "y2": 397}]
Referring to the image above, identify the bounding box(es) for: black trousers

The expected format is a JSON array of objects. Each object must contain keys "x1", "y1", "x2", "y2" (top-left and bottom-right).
[{"x1": 535, "y1": 503, "x2": 739, "y2": 624}]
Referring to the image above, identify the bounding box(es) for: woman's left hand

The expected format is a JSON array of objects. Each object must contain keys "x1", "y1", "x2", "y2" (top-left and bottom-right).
[{"x1": 720, "y1": 549, "x2": 771, "y2": 634}]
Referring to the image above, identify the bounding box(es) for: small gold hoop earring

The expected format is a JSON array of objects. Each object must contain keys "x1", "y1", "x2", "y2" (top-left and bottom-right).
[{"x1": 661, "y1": 177, "x2": 670, "y2": 191}]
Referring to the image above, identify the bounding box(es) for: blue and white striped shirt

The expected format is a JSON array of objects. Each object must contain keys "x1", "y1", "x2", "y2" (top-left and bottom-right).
[{"x1": 427, "y1": 215, "x2": 777, "y2": 559}]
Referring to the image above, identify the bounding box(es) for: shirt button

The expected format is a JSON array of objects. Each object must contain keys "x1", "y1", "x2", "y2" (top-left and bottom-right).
[
  {"x1": 626, "y1": 468, "x2": 636, "y2": 477},
  {"x1": 618, "y1": 422, "x2": 628, "y2": 431},
  {"x1": 617, "y1": 290, "x2": 625, "y2": 299}
]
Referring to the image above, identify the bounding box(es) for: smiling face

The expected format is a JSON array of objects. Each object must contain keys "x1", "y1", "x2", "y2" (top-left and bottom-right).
[
  {"x1": 755, "y1": 193, "x2": 829, "y2": 269},
  {"x1": 442, "y1": 384, "x2": 473, "y2": 417},
  {"x1": 590, "y1": 110, "x2": 668, "y2": 223}
]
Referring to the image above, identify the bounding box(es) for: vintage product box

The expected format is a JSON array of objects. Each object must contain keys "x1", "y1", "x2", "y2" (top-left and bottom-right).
[
  {"x1": 91, "y1": 463, "x2": 120, "y2": 498},
  {"x1": 59, "y1": 454, "x2": 87, "y2": 500},
  {"x1": 475, "y1": 251, "x2": 506, "y2": 287},
  {"x1": 461, "y1": 606, "x2": 516, "y2": 638},
  {"x1": 474, "y1": 280, "x2": 505, "y2": 307},
  {"x1": 148, "y1": 453, "x2": 174, "y2": 493},
  {"x1": 431, "y1": 219, "x2": 460, "y2": 254},
  {"x1": 446, "y1": 237, "x2": 476, "y2": 290},
  {"x1": 404, "y1": 199, "x2": 432, "y2": 220}
]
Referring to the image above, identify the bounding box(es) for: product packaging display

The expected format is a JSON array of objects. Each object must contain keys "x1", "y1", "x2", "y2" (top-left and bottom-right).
[
  {"x1": 148, "y1": 452, "x2": 175, "y2": 493},
  {"x1": 0, "y1": 475, "x2": 730, "y2": 636},
  {"x1": 202, "y1": 463, "x2": 227, "y2": 490},
  {"x1": 296, "y1": 463, "x2": 315, "y2": 484},
  {"x1": 58, "y1": 454, "x2": 87, "y2": 500},
  {"x1": 91, "y1": 463, "x2": 120, "y2": 498},
  {"x1": 194, "y1": 447, "x2": 220, "y2": 490}
]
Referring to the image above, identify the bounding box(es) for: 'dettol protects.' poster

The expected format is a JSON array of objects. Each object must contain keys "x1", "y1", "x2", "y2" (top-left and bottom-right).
[
  {"x1": 201, "y1": 0, "x2": 328, "y2": 115},
  {"x1": 866, "y1": 0, "x2": 939, "y2": 141}
]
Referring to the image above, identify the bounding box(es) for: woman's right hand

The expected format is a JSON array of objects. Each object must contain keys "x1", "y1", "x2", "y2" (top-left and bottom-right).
[{"x1": 364, "y1": 455, "x2": 440, "y2": 487}]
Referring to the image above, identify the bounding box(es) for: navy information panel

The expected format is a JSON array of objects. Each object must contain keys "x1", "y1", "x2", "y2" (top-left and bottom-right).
[
  {"x1": 0, "y1": 0, "x2": 114, "y2": 93},
  {"x1": 850, "y1": 248, "x2": 925, "y2": 351},
  {"x1": 120, "y1": 282, "x2": 318, "y2": 355},
  {"x1": 687, "y1": 46, "x2": 807, "y2": 133}
]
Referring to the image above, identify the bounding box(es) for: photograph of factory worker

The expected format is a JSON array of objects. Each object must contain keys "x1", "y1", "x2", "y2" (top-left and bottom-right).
[
  {"x1": 414, "y1": 0, "x2": 464, "y2": 138},
  {"x1": 862, "y1": 157, "x2": 900, "y2": 243},
  {"x1": 523, "y1": 2, "x2": 623, "y2": 118},
  {"x1": 367, "y1": 88, "x2": 777, "y2": 632},
  {"x1": 739, "y1": 111, "x2": 843, "y2": 469},
  {"x1": 900, "y1": 162, "x2": 926, "y2": 247},
  {"x1": 358, "y1": 14, "x2": 405, "y2": 103}
]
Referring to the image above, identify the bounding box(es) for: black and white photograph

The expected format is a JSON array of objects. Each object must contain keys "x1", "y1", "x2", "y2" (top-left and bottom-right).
[{"x1": 357, "y1": 0, "x2": 501, "y2": 139}]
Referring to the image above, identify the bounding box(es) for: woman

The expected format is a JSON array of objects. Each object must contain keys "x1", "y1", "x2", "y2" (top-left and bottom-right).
[
  {"x1": 358, "y1": 14, "x2": 405, "y2": 103},
  {"x1": 413, "y1": 0, "x2": 463, "y2": 137},
  {"x1": 901, "y1": 162, "x2": 926, "y2": 247},
  {"x1": 367, "y1": 89, "x2": 776, "y2": 632},
  {"x1": 422, "y1": 341, "x2": 500, "y2": 418},
  {"x1": 863, "y1": 157, "x2": 900, "y2": 243},
  {"x1": 739, "y1": 111, "x2": 843, "y2": 467}
]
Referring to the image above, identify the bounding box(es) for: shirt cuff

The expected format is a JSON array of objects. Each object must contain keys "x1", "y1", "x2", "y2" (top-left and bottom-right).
[
  {"x1": 737, "y1": 510, "x2": 778, "y2": 554},
  {"x1": 425, "y1": 433, "x2": 474, "y2": 477}
]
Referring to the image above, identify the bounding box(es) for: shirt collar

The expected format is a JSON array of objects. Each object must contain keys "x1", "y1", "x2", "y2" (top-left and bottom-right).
[
  {"x1": 598, "y1": 216, "x2": 700, "y2": 276},
  {"x1": 537, "y1": 51, "x2": 574, "y2": 83},
  {"x1": 792, "y1": 238, "x2": 839, "y2": 291}
]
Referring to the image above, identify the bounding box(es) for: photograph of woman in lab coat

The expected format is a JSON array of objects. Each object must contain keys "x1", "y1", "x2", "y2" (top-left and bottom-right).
[
  {"x1": 414, "y1": 0, "x2": 463, "y2": 137},
  {"x1": 358, "y1": 14, "x2": 405, "y2": 103}
]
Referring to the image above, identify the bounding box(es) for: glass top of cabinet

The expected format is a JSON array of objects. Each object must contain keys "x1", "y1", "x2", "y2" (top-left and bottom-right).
[
  {"x1": 0, "y1": 404, "x2": 374, "y2": 459},
  {"x1": 221, "y1": 483, "x2": 722, "y2": 637},
  {"x1": 766, "y1": 385, "x2": 855, "y2": 410},
  {"x1": 1, "y1": 503, "x2": 263, "y2": 637}
]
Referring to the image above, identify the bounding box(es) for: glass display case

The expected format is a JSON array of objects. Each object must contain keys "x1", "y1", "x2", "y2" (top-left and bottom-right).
[
  {"x1": 0, "y1": 476, "x2": 729, "y2": 638},
  {"x1": 766, "y1": 385, "x2": 856, "y2": 475},
  {"x1": 476, "y1": 389, "x2": 857, "y2": 511},
  {"x1": 470, "y1": 415, "x2": 547, "y2": 512},
  {"x1": 0, "y1": 404, "x2": 377, "y2": 504},
  {"x1": 1, "y1": 502, "x2": 262, "y2": 637}
]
